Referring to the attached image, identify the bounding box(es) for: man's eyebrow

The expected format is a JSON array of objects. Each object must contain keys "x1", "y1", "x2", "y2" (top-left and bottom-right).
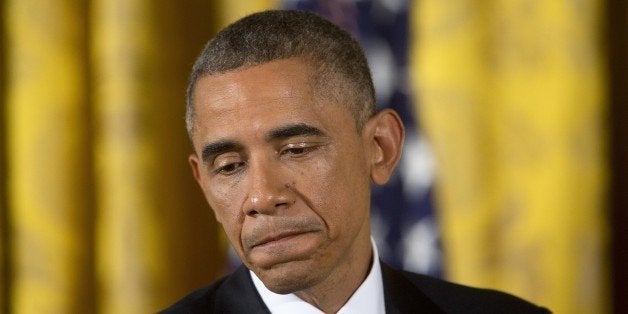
[
  {"x1": 266, "y1": 123, "x2": 327, "y2": 141},
  {"x1": 201, "y1": 140, "x2": 241, "y2": 164}
]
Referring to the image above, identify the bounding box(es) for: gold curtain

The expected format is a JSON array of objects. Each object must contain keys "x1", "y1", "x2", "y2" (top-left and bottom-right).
[
  {"x1": 5, "y1": 1, "x2": 93, "y2": 312},
  {"x1": 412, "y1": 0, "x2": 609, "y2": 313},
  {"x1": 216, "y1": 0, "x2": 278, "y2": 28},
  {"x1": 0, "y1": 0, "x2": 272, "y2": 312}
]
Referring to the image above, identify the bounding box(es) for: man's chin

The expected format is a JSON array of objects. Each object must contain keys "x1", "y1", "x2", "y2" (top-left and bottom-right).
[{"x1": 251, "y1": 260, "x2": 324, "y2": 294}]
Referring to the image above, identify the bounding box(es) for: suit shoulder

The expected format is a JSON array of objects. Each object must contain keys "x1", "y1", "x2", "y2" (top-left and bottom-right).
[
  {"x1": 159, "y1": 265, "x2": 269, "y2": 314},
  {"x1": 159, "y1": 275, "x2": 229, "y2": 313},
  {"x1": 398, "y1": 270, "x2": 551, "y2": 313}
]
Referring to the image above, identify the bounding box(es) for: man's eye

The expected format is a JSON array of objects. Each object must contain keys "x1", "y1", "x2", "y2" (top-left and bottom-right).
[
  {"x1": 215, "y1": 162, "x2": 245, "y2": 175},
  {"x1": 287, "y1": 147, "x2": 306, "y2": 155},
  {"x1": 281, "y1": 144, "x2": 316, "y2": 156}
]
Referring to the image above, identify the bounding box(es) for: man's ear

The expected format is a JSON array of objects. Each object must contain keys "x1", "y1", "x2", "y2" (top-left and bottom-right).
[
  {"x1": 189, "y1": 153, "x2": 222, "y2": 223},
  {"x1": 188, "y1": 153, "x2": 204, "y2": 188},
  {"x1": 365, "y1": 109, "x2": 404, "y2": 185}
]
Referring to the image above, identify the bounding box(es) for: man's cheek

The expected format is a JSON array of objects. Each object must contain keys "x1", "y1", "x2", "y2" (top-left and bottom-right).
[
  {"x1": 208, "y1": 186, "x2": 241, "y2": 219},
  {"x1": 213, "y1": 211, "x2": 241, "y2": 243},
  {"x1": 209, "y1": 207, "x2": 225, "y2": 224},
  {"x1": 211, "y1": 204, "x2": 237, "y2": 228}
]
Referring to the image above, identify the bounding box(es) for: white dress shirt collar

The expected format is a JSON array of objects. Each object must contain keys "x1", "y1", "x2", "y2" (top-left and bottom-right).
[{"x1": 250, "y1": 237, "x2": 386, "y2": 314}]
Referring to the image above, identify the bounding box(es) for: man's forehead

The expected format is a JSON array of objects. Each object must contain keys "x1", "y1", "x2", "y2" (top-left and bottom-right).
[
  {"x1": 196, "y1": 58, "x2": 315, "y2": 87},
  {"x1": 188, "y1": 58, "x2": 360, "y2": 148},
  {"x1": 193, "y1": 60, "x2": 315, "y2": 112}
]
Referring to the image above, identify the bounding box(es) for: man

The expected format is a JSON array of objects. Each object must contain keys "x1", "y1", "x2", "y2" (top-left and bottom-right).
[{"x1": 164, "y1": 10, "x2": 549, "y2": 313}]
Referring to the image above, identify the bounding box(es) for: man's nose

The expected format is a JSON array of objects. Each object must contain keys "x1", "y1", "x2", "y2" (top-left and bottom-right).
[{"x1": 243, "y1": 157, "x2": 294, "y2": 217}]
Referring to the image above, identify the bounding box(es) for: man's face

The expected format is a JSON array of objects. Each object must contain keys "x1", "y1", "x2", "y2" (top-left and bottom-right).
[{"x1": 189, "y1": 58, "x2": 375, "y2": 293}]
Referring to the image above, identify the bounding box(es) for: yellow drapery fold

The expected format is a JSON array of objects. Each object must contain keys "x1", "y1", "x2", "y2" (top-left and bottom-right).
[
  {"x1": 4, "y1": 1, "x2": 229, "y2": 313},
  {"x1": 91, "y1": 1, "x2": 223, "y2": 312},
  {"x1": 412, "y1": 1, "x2": 609, "y2": 313},
  {"x1": 216, "y1": 0, "x2": 279, "y2": 28},
  {"x1": 5, "y1": 1, "x2": 94, "y2": 312}
]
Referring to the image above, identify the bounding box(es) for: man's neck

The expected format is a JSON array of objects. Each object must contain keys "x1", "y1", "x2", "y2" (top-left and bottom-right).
[{"x1": 293, "y1": 234, "x2": 373, "y2": 313}]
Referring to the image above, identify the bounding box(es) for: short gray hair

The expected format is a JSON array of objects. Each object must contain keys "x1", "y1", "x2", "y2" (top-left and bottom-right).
[{"x1": 186, "y1": 9, "x2": 376, "y2": 137}]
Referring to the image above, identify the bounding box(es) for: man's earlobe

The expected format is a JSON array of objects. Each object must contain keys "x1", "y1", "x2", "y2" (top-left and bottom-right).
[{"x1": 368, "y1": 109, "x2": 405, "y2": 185}]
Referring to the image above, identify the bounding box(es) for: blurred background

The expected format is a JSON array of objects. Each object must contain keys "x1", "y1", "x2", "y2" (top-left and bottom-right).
[{"x1": 0, "y1": 0, "x2": 626, "y2": 313}]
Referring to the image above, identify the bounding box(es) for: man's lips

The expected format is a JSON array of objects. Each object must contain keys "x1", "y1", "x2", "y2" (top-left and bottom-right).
[
  {"x1": 242, "y1": 216, "x2": 323, "y2": 251},
  {"x1": 250, "y1": 230, "x2": 314, "y2": 249}
]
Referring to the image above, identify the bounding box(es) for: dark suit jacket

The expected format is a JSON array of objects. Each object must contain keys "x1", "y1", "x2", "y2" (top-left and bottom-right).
[{"x1": 162, "y1": 263, "x2": 550, "y2": 313}]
